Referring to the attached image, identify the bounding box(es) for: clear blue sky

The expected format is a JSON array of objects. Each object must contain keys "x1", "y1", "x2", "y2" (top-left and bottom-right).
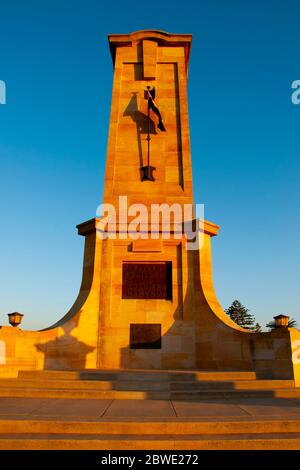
[{"x1": 0, "y1": 0, "x2": 299, "y2": 330}]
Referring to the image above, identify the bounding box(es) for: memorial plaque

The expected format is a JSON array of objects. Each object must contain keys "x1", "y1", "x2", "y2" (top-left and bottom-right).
[
  {"x1": 130, "y1": 324, "x2": 161, "y2": 349},
  {"x1": 122, "y1": 262, "x2": 172, "y2": 299}
]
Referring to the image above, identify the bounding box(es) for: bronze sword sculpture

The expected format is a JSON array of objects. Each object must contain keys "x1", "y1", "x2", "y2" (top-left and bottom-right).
[{"x1": 140, "y1": 86, "x2": 166, "y2": 182}]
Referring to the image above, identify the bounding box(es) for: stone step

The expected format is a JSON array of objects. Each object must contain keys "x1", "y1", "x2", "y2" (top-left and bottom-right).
[
  {"x1": 0, "y1": 378, "x2": 295, "y2": 392},
  {"x1": 0, "y1": 378, "x2": 170, "y2": 391},
  {"x1": 1, "y1": 433, "x2": 300, "y2": 450},
  {"x1": 0, "y1": 418, "x2": 300, "y2": 435},
  {"x1": 0, "y1": 386, "x2": 299, "y2": 400},
  {"x1": 170, "y1": 380, "x2": 295, "y2": 391},
  {"x1": 170, "y1": 389, "x2": 300, "y2": 400},
  {"x1": 0, "y1": 387, "x2": 156, "y2": 400},
  {"x1": 18, "y1": 369, "x2": 258, "y2": 382}
]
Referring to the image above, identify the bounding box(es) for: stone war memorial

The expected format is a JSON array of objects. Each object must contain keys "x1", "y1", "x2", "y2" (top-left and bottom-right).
[{"x1": 1, "y1": 33, "x2": 300, "y2": 448}]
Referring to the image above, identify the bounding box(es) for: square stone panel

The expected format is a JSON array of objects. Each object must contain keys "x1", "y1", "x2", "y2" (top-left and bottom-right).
[
  {"x1": 122, "y1": 262, "x2": 172, "y2": 300},
  {"x1": 130, "y1": 324, "x2": 161, "y2": 349}
]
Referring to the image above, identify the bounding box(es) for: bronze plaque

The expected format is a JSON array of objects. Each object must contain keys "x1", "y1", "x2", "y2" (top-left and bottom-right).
[
  {"x1": 122, "y1": 262, "x2": 172, "y2": 299},
  {"x1": 130, "y1": 324, "x2": 161, "y2": 349}
]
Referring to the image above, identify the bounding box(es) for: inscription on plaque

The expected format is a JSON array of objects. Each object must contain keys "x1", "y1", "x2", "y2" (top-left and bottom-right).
[
  {"x1": 122, "y1": 262, "x2": 172, "y2": 299},
  {"x1": 130, "y1": 324, "x2": 162, "y2": 349}
]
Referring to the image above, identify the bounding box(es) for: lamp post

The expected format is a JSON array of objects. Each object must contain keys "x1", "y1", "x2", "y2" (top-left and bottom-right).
[
  {"x1": 273, "y1": 314, "x2": 289, "y2": 328},
  {"x1": 7, "y1": 312, "x2": 24, "y2": 328}
]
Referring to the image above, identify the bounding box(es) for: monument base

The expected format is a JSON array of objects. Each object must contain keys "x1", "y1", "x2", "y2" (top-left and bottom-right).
[{"x1": 0, "y1": 218, "x2": 299, "y2": 386}]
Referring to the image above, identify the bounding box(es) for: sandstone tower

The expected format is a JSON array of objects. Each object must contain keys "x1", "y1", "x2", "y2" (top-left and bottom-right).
[{"x1": 0, "y1": 31, "x2": 299, "y2": 384}]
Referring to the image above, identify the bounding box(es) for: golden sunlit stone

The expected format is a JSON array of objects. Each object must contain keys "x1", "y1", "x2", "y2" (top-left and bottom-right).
[{"x1": 0, "y1": 31, "x2": 299, "y2": 386}]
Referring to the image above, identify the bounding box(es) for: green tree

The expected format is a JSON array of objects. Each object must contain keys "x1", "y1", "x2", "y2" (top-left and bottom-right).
[
  {"x1": 266, "y1": 318, "x2": 298, "y2": 331},
  {"x1": 253, "y1": 322, "x2": 262, "y2": 333},
  {"x1": 225, "y1": 300, "x2": 256, "y2": 330}
]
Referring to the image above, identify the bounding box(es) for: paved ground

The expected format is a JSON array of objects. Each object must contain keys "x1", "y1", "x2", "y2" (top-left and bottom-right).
[{"x1": 1, "y1": 397, "x2": 300, "y2": 421}]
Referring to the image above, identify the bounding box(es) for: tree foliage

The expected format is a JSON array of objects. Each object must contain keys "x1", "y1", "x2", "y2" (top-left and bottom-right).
[
  {"x1": 253, "y1": 322, "x2": 262, "y2": 333},
  {"x1": 225, "y1": 299, "x2": 256, "y2": 331}
]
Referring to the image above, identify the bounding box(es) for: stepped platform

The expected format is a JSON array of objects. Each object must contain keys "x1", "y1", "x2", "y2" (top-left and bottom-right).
[
  {"x1": 0, "y1": 369, "x2": 298, "y2": 400},
  {"x1": 1, "y1": 369, "x2": 300, "y2": 449}
]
